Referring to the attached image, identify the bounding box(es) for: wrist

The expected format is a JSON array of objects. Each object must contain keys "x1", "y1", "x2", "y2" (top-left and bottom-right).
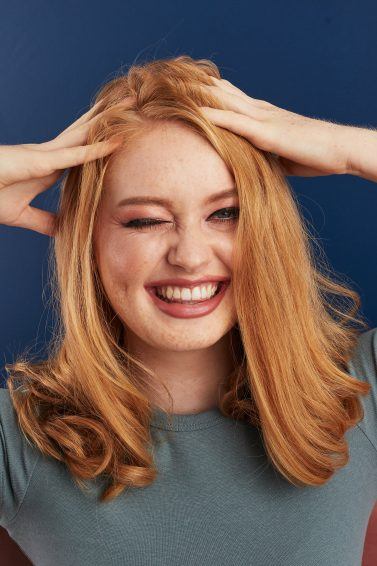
[{"x1": 343, "y1": 126, "x2": 377, "y2": 181}]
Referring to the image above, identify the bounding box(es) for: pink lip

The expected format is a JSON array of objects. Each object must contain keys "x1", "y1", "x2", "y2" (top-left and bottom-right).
[
  {"x1": 146, "y1": 281, "x2": 230, "y2": 319},
  {"x1": 145, "y1": 276, "x2": 230, "y2": 290}
]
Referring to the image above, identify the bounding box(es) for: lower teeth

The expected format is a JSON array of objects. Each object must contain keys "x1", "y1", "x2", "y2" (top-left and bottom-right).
[{"x1": 159, "y1": 296, "x2": 213, "y2": 304}]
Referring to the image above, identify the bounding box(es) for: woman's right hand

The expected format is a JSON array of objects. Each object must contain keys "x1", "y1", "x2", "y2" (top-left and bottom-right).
[{"x1": 0, "y1": 100, "x2": 126, "y2": 237}]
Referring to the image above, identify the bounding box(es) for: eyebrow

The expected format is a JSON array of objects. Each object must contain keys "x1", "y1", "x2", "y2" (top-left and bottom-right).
[{"x1": 116, "y1": 187, "x2": 238, "y2": 208}]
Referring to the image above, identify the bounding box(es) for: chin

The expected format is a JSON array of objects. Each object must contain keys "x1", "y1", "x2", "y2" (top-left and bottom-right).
[{"x1": 138, "y1": 320, "x2": 233, "y2": 351}]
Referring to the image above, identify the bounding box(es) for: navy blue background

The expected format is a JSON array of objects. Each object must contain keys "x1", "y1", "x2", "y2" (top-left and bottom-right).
[{"x1": 1, "y1": 0, "x2": 376, "y2": 384}]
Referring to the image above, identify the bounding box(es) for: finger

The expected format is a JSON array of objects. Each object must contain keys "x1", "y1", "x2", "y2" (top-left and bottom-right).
[
  {"x1": 209, "y1": 76, "x2": 250, "y2": 98},
  {"x1": 200, "y1": 106, "x2": 271, "y2": 149},
  {"x1": 41, "y1": 137, "x2": 123, "y2": 172},
  {"x1": 207, "y1": 77, "x2": 270, "y2": 108},
  {"x1": 40, "y1": 111, "x2": 110, "y2": 150},
  {"x1": 58, "y1": 100, "x2": 104, "y2": 135},
  {"x1": 38, "y1": 97, "x2": 135, "y2": 152},
  {"x1": 13, "y1": 205, "x2": 57, "y2": 237},
  {"x1": 34, "y1": 109, "x2": 112, "y2": 152},
  {"x1": 201, "y1": 83, "x2": 269, "y2": 119},
  {"x1": 52, "y1": 97, "x2": 134, "y2": 147},
  {"x1": 59, "y1": 96, "x2": 135, "y2": 137},
  {"x1": 21, "y1": 103, "x2": 107, "y2": 151},
  {"x1": 0, "y1": 170, "x2": 63, "y2": 229},
  {"x1": 3, "y1": 170, "x2": 63, "y2": 203},
  {"x1": 0, "y1": 137, "x2": 122, "y2": 188},
  {"x1": 202, "y1": 84, "x2": 270, "y2": 120}
]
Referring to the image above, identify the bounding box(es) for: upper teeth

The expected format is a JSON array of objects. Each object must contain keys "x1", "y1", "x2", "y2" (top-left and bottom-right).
[{"x1": 156, "y1": 283, "x2": 219, "y2": 301}]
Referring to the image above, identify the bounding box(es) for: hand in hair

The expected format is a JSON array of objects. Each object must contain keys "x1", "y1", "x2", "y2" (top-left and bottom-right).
[
  {"x1": 200, "y1": 76, "x2": 377, "y2": 182},
  {"x1": 0, "y1": 101, "x2": 123, "y2": 237}
]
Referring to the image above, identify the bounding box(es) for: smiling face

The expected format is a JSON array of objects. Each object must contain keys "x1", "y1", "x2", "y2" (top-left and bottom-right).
[{"x1": 93, "y1": 120, "x2": 238, "y2": 355}]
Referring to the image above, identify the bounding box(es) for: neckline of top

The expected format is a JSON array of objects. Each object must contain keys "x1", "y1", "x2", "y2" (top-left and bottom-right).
[{"x1": 150, "y1": 405, "x2": 229, "y2": 431}]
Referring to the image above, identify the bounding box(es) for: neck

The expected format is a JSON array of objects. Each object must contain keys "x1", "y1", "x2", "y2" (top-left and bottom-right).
[{"x1": 124, "y1": 328, "x2": 238, "y2": 415}]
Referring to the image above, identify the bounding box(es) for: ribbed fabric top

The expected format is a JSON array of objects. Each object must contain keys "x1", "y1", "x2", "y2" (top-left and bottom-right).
[
  {"x1": 150, "y1": 406, "x2": 227, "y2": 431},
  {"x1": 1, "y1": 328, "x2": 377, "y2": 566}
]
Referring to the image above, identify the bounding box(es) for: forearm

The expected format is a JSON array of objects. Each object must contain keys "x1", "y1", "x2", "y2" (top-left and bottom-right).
[{"x1": 346, "y1": 126, "x2": 377, "y2": 183}]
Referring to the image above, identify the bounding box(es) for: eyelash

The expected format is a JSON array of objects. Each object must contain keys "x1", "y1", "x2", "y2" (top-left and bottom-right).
[{"x1": 122, "y1": 207, "x2": 240, "y2": 231}]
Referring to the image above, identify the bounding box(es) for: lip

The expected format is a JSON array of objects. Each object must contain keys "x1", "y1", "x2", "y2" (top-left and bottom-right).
[
  {"x1": 146, "y1": 280, "x2": 230, "y2": 319},
  {"x1": 145, "y1": 276, "x2": 231, "y2": 290}
]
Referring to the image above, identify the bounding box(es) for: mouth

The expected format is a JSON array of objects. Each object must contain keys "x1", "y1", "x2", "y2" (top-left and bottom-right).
[
  {"x1": 145, "y1": 280, "x2": 231, "y2": 319},
  {"x1": 147, "y1": 280, "x2": 229, "y2": 304}
]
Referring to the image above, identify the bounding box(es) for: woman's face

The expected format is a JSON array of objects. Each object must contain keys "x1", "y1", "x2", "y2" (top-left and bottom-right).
[{"x1": 93, "y1": 120, "x2": 238, "y2": 354}]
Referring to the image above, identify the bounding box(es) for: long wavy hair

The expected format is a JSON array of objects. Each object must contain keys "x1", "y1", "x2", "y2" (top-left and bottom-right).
[{"x1": 5, "y1": 55, "x2": 371, "y2": 503}]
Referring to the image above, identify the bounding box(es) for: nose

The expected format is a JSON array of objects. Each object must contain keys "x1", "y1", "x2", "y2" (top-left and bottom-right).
[{"x1": 167, "y1": 224, "x2": 212, "y2": 273}]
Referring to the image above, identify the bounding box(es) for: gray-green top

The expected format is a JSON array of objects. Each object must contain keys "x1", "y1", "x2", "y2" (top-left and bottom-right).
[{"x1": 1, "y1": 328, "x2": 377, "y2": 565}]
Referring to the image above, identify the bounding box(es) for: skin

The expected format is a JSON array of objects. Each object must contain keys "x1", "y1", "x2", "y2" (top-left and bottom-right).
[
  {"x1": 93, "y1": 122, "x2": 239, "y2": 414},
  {"x1": 0, "y1": 76, "x2": 376, "y2": 415},
  {"x1": 199, "y1": 76, "x2": 377, "y2": 182}
]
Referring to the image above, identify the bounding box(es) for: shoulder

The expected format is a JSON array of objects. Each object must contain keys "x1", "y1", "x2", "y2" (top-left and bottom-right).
[
  {"x1": 0, "y1": 386, "x2": 39, "y2": 453},
  {"x1": 0, "y1": 386, "x2": 15, "y2": 414},
  {"x1": 0, "y1": 387, "x2": 26, "y2": 440},
  {"x1": 0, "y1": 386, "x2": 18, "y2": 439},
  {"x1": 346, "y1": 327, "x2": 377, "y2": 452},
  {"x1": 348, "y1": 327, "x2": 377, "y2": 387},
  {"x1": 0, "y1": 386, "x2": 40, "y2": 527}
]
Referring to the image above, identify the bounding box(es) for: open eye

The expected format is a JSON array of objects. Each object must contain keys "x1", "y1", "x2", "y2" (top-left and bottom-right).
[{"x1": 210, "y1": 206, "x2": 239, "y2": 223}]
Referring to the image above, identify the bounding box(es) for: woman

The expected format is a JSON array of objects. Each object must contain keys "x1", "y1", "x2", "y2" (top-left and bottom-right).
[{"x1": 0, "y1": 55, "x2": 376, "y2": 565}]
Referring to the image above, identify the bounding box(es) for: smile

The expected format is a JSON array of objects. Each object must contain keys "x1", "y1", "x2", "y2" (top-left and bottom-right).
[
  {"x1": 155, "y1": 282, "x2": 222, "y2": 303},
  {"x1": 145, "y1": 281, "x2": 230, "y2": 319}
]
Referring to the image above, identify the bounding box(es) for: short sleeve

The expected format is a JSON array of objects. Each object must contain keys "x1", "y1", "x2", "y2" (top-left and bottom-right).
[
  {"x1": 0, "y1": 413, "x2": 6, "y2": 520},
  {"x1": 346, "y1": 327, "x2": 377, "y2": 453},
  {"x1": 0, "y1": 387, "x2": 40, "y2": 527}
]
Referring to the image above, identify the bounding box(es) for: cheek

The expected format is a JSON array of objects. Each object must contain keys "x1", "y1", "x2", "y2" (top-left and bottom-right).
[
  {"x1": 215, "y1": 236, "x2": 234, "y2": 269},
  {"x1": 96, "y1": 236, "x2": 161, "y2": 287},
  {"x1": 94, "y1": 229, "x2": 235, "y2": 290}
]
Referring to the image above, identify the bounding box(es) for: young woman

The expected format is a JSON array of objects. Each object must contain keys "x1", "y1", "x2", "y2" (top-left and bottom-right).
[{"x1": 0, "y1": 55, "x2": 376, "y2": 565}]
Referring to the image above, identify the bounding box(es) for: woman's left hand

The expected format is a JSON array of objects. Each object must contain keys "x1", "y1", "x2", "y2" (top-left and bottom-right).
[{"x1": 200, "y1": 76, "x2": 376, "y2": 180}]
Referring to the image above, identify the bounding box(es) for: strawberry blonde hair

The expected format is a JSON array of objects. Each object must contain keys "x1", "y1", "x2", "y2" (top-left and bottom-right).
[{"x1": 5, "y1": 55, "x2": 370, "y2": 503}]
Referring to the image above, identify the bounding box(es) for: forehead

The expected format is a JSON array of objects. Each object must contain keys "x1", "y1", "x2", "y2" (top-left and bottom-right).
[{"x1": 104, "y1": 121, "x2": 234, "y2": 199}]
